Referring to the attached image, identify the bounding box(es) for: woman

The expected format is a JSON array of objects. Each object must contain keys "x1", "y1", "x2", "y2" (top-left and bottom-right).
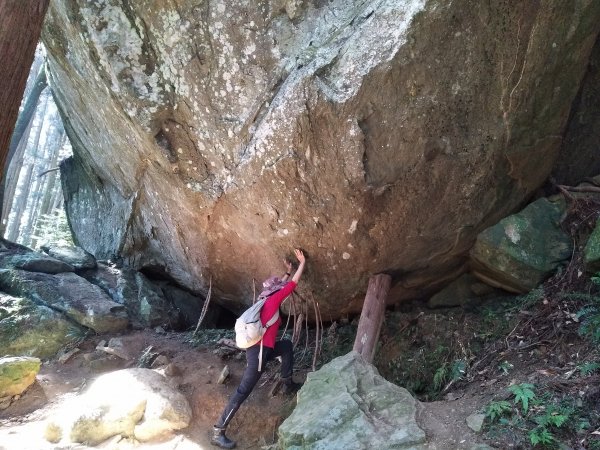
[{"x1": 211, "y1": 248, "x2": 306, "y2": 449}]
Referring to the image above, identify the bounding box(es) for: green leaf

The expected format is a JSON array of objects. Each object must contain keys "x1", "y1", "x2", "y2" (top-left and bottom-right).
[
  {"x1": 509, "y1": 383, "x2": 536, "y2": 414},
  {"x1": 485, "y1": 400, "x2": 512, "y2": 422}
]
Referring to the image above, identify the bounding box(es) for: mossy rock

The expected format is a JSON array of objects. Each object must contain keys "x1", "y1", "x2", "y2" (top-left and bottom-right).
[
  {"x1": 0, "y1": 293, "x2": 85, "y2": 359},
  {"x1": 278, "y1": 352, "x2": 426, "y2": 449},
  {"x1": 470, "y1": 198, "x2": 572, "y2": 293},
  {"x1": 0, "y1": 356, "x2": 41, "y2": 399}
]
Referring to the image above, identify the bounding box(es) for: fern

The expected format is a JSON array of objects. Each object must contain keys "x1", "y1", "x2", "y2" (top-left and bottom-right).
[
  {"x1": 576, "y1": 305, "x2": 600, "y2": 344},
  {"x1": 529, "y1": 427, "x2": 555, "y2": 446},
  {"x1": 450, "y1": 359, "x2": 466, "y2": 381},
  {"x1": 579, "y1": 362, "x2": 600, "y2": 376},
  {"x1": 485, "y1": 400, "x2": 512, "y2": 422},
  {"x1": 433, "y1": 363, "x2": 448, "y2": 391},
  {"x1": 509, "y1": 383, "x2": 536, "y2": 414}
]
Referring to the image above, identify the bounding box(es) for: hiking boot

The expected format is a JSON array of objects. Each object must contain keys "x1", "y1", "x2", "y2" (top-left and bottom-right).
[
  {"x1": 211, "y1": 426, "x2": 236, "y2": 449},
  {"x1": 280, "y1": 376, "x2": 302, "y2": 395}
]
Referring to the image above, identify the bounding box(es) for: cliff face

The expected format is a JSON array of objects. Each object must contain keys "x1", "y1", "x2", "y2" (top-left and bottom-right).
[{"x1": 42, "y1": 0, "x2": 600, "y2": 317}]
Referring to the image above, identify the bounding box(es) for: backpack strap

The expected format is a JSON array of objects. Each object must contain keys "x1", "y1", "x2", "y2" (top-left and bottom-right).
[{"x1": 258, "y1": 309, "x2": 280, "y2": 372}]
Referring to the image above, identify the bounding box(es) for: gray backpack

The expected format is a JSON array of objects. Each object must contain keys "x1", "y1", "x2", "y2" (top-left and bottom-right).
[{"x1": 234, "y1": 296, "x2": 279, "y2": 371}]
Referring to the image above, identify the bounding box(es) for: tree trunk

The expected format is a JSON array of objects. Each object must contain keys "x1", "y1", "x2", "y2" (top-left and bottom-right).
[
  {"x1": 20, "y1": 120, "x2": 55, "y2": 245},
  {"x1": 4, "y1": 93, "x2": 49, "y2": 241},
  {"x1": 30, "y1": 129, "x2": 64, "y2": 248},
  {"x1": 6, "y1": 162, "x2": 34, "y2": 241},
  {"x1": 0, "y1": 0, "x2": 50, "y2": 181},
  {"x1": 352, "y1": 274, "x2": 392, "y2": 363},
  {"x1": 7, "y1": 66, "x2": 47, "y2": 168},
  {"x1": 2, "y1": 115, "x2": 34, "y2": 229}
]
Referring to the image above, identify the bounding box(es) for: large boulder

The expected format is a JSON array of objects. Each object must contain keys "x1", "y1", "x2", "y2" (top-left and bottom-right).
[
  {"x1": 40, "y1": 244, "x2": 97, "y2": 270},
  {"x1": 0, "y1": 269, "x2": 128, "y2": 333},
  {"x1": 552, "y1": 38, "x2": 600, "y2": 185},
  {"x1": 0, "y1": 356, "x2": 41, "y2": 409},
  {"x1": 80, "y1": 263, "x2": 182, "y2": 329},
  {"x1": 0, "y1": 293, "x2": 85, "y2": 359},
  {"x1": 45, "y1": 368, "x2": 192, "y2": 445},
  {"x1": 278, "y1": 351, "x2": 426, "y2": 449},
  {"x1": 42, "y1": 1, "x2": 600, "y2": 317},
  {"x1": 0, "y1": 238, "x2": 74, "y2": 274},
  {"x1": 470, "y1": 198, "x2": 573, "y2": 293}
]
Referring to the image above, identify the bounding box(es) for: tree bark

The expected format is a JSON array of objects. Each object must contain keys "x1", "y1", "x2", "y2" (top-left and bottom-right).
[
  {"x1": 0, "y1": 1, "x2": 50, "y2": 181},
  {"x1": 7, "y1": 67, "x2": 47, "y2": 167},
  {"x1": 2, "y1": 115, "x2": 34, "y2": 228},
  {"x1": 0, "y1": 2, "x2": 49, "y2": 234},
  {"x1": 352, "y1": 274, "x2": 391, "y2": 363},
  {"x1": 5, "y1": 93, "x2": 49, "y2": 241}
]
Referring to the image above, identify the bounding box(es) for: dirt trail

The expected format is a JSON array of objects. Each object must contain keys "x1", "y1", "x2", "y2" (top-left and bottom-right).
[{"x1": 0, "y1": 329, "x2": 494, "y2": 450}]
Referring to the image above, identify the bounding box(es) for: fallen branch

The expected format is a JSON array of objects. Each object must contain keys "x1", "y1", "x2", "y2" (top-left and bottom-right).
[
  {"x1": 193, "y1": 276, "x2": 212, "y2": 336},
  {"x1": 558, "y1": 184, "x2": 600, "y2": 194}
]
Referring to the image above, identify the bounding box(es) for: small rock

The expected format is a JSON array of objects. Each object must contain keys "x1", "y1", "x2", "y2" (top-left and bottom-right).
[
  {"x1": 466, "y1": 413, "x2": 486, "y2": 432},
  {"x1": 164, "y1": 363, "x2": 180, "y2": 377},
  {"x1": 444, "y1": 391, "x2": 464, "y2": 401},
  {"x1": 150, "y1": 355, "x2": 170, "y2": 368}
]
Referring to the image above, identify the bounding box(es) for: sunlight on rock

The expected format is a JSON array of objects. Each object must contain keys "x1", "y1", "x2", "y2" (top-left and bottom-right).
[{"x1": 44, "y1": 368, "x2": 191, "y2": 446}]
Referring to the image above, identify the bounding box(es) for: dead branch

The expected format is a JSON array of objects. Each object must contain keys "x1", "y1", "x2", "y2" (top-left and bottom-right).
[
  {"x1": 193, "y1": 276, "x2": 212, "y2": 335},
  {"x1": 38, "y1": 167, "x2": 59, "y2": 177},
  {"x1": 558, "y1": 184, "x2": 600, "y2": 194}
]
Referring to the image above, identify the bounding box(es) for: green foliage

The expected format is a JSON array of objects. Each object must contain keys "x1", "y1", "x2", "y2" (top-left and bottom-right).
[
  {"x1": 509, "y1": 383, "x2": 536, "y2": 414},
  {"x1": 578, "y1": 361, "x2": 600, "y2": 376},
  {"x1": 450, "y1": 359, "x2": 466, "y2": 380},
  {"x1": 432, "y1": 359, "x2": 466, "y2": 391},
  {"x1": 31, "y1": 208, "x2": 73, "y2": 249},
  {"x1": 486, "y1": 400, "x2": 512, "y2": 422},
  {"x1": 575, "y1": 303, "x2": 600, "y2": 344},
  {"x1": 528, "y1": 427, "x2": 555, "y2": 446},
  {"x1": 433, "y1": 363, "x2": 447, "y2": 391}
]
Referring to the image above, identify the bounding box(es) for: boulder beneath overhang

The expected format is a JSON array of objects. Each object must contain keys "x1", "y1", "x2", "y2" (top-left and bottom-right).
[{"x1": 470, "y1": 198, "x2": 573, "y2": 293}]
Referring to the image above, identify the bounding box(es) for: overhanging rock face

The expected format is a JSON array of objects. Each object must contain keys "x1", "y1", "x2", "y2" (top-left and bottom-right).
[{"x1": 42, "y1": 0, "x2": 600, "y2": 317}]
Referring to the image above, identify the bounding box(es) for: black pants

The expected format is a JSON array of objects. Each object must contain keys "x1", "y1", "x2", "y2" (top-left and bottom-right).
[{"x1": 215, "y1": 339, "x2": 294, "y2": 428}]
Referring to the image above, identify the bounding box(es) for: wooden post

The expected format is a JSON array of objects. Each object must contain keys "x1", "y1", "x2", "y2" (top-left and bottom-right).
[{"x1": 353, "y1": 273, "x2": 391, "y2": 363}]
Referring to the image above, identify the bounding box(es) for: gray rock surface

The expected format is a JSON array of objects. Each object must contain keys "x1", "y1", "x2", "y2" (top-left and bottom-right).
[
  {"x1": 0, "y1": 293, "x2": 85, "y2": 359},
  {"x1": 470, "y1": 198, "x2": 573, "y2": 293},
  {"x1": 41, "y1": 1, "x2": 600, "y2": 317},
  {"x1": 553, "y1": 38, "x2": 600, "y2": 186},
  {"x1": 278, "y1": 351, "x2": 426, "y2": 449},
  {"x1": 0, "y1": 239, "x2": 73, "y2": 274},
  {"x1": 80, "y1": 263, "x2": 181, "y2": 329},
  {"x1": 0, "y1": 269, "x2": 128, "y2": 333},
  {"x1": 40, "y1": 244, "x2": 97, "y2": 270},
  {"x1": 466, "y1": 413, "x2": 486, "y2": 433}
]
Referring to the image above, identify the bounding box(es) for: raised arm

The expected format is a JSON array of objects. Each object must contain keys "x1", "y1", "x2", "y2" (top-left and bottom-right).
[{"x1": 292, "y1": 248, "x2": 306, "y2": 284}]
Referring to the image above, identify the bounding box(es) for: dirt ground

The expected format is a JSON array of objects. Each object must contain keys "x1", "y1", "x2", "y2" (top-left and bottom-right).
[{"x1": 0, "y1": 328, "x2": 496, "y2": 450}]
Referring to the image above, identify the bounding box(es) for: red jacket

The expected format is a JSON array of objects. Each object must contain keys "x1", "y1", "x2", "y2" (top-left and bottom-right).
[{"x1": 259, "y1": 281, "x2": 296, "y2": 348}]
